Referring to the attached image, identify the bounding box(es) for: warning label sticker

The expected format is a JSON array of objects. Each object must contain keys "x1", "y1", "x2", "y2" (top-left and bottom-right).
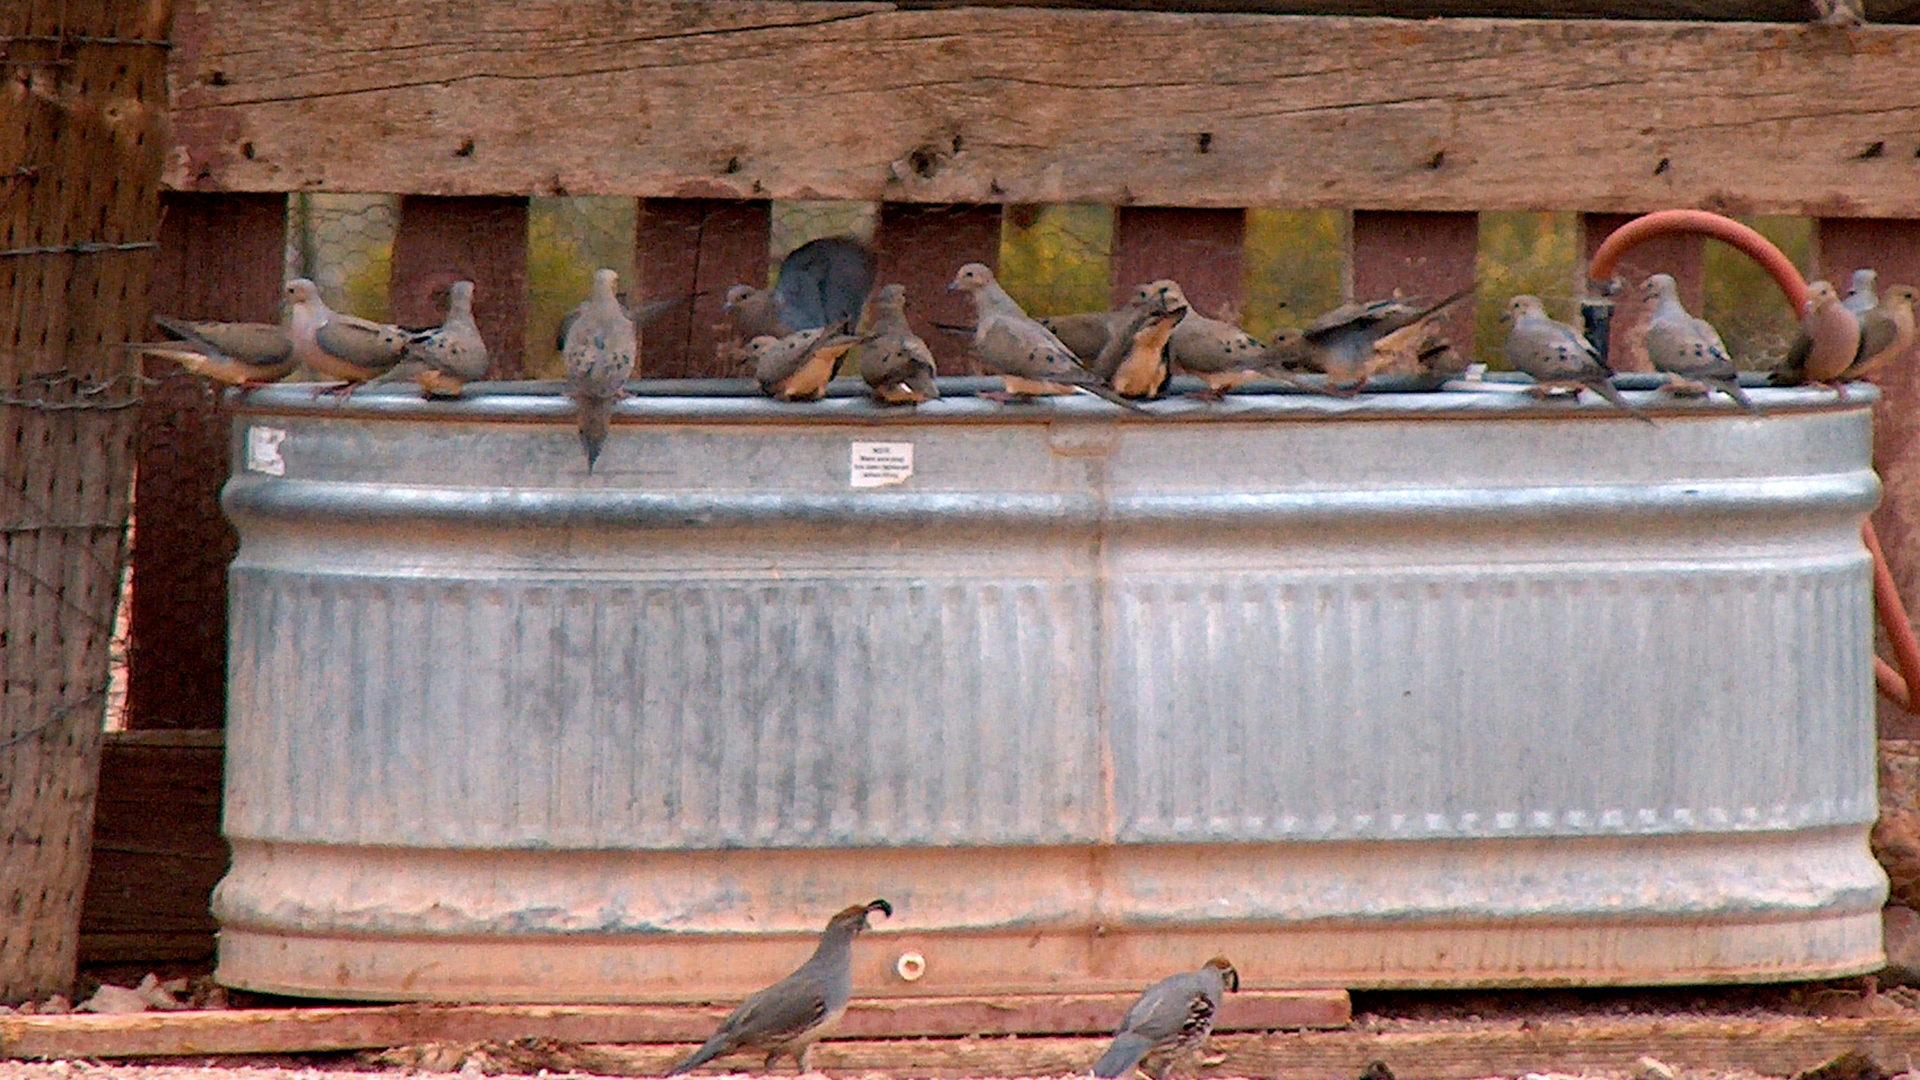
[{"x1": 850, "y1": 441, "x2": 913, "y2": 488}]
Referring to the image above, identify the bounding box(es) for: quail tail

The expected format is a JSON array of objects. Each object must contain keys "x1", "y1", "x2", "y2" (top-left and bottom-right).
[{"x1": 1093, "y1": 1032, "x2": 1155, "y2": 1079}]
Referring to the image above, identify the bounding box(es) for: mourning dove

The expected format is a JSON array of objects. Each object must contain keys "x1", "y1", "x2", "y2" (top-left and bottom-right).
[
  {"x1": 855, "y1": 284, "x2": 940, "y2": 405},
  {"x1": 1843, "y1": 268, "x2": 1879, "y2": 316},
  {"x1": 401, "y1": 280, "x2": 490, "y2": 398},
  {"x1": 554, "y1": 292, "x2": 697, "y2": 354},
  {"x1": 1810, "y1": 0, "x2": 1865, "y2": 27},
  {"x1": 1263, "y1": 291, "x2": 1469, "y2": 394},
  {"x1": 1038, "y1": 308, "x2": 1131, "y2": 364},
  {"x1": 1640, "y1": 273, "x2": 1759, "y2": 414},
  {"x1": 1091, "y1": 957, "x2": 1239, "y2": 1080},
  {"x1": 1152, "y1": 283, "x2": 1271, "y2": 400},
  {"x1": 1772, "y1": 280, "x2": 1865, "y2": 387},
  {"x1": 285, "y1": 278, "x2": 410, "y2": 395},
  {"x1": 946, "y1": 262, "x2": 1149, "y2": 413},
  {"x1": 668, "y1": 900, "x2": 892, "y2": 1075},
  {"x1": 1091, "y1": 281, "x2": 1187, "y2": 399},
  {"x1": 724, "y1": 236, "x2": 877, "y2": 341},
  {"x1": 563, "y1": 268, "x2": 637, "y2": 474},
  {"x1": 748, "y1": 322, "x2": 866, "y2": 402},
  {"x1": 1501, "y1": 295, "x2": 1650, "y2": 422},
  {"x1": 145, "y1": 316, "x2": 294, "y2": 388},
  {"x1": 1848, "y1": 285, "x2": 1920, "y2": 380}
]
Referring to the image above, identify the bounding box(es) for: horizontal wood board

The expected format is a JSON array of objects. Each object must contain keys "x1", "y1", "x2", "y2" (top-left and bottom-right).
[{"x1": 167, "y1": 2, "x2": 1920, "y2": 214}]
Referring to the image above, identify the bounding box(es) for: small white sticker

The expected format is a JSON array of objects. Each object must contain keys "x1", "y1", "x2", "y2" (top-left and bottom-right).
[
  {"x1": 850, "y1": 441, "x2": 913, "y2": 489},
  {"x1": 246, "y1": 425, "x2": 287, "y2": 476}
]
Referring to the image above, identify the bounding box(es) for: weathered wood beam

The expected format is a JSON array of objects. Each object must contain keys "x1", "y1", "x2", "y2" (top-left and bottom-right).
[
  {"x1": 166, "y1": 3, "x2": 1920, "y2": 216},
  {"x1": 894, "y1": 0, "x2": 1920, "y2": 20}
]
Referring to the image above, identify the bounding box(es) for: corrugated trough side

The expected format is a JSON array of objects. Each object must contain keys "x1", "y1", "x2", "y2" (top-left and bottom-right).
[{"x1": 212, "y1": 382, "x2": 1886, "y2": 1001}]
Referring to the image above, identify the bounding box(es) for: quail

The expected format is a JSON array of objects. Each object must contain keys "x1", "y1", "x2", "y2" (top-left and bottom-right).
[
  {"x1": 1092, "y1": 956, "x2": 1239, "y2": 1080},
  {"x1": 669, "y1": 899, "x2": 893, "y2": 1075}
]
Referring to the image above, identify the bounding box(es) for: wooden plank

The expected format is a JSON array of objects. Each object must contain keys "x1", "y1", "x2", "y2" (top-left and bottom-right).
[
  {"x1": 164, "y1": 4, "x2": 1920, "y2": 215},
  {"x1": 1818, "y1": 218, "x2": 1920, "y2": 732},
  {"x1": 1111, "y1": 208, "x2": 1245, "y2": 320},
  {"x1": 391, "y1": 196, "x2": 531, "y2": 379},
  {"x1": 1579, "y1": 212, "x2": 1707, "y2": 374},
  {"x1": 14, "y1": 1008, "x2": 1920, "y2": 1078},
  {"x1": 78, "y1": 733, "x2": 227, "y2": 965},
  {"x1": 635, "y1": 198, "x2": 772, "y2": 378},
  {"x1": 902, "y1": 0, "x2": 1920, "y2": 17},
  {"x1": 129, "y1": 192, "x2": 284, "y2": 733},
  {"x1": 0, "y1": 992, "x2": 1349, "y2": 1058},
  {"x1": 1350, "y1": 211, "x2": 1479, "y2": 355},
  {"x1": 874, "y1": 204, "x2": 1003, "y2": 375}
]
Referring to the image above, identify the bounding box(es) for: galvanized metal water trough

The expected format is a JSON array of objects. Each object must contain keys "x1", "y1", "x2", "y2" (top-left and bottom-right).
[{"x1": 214, "y1": 376, "x2": 1886, "y2": 1002}]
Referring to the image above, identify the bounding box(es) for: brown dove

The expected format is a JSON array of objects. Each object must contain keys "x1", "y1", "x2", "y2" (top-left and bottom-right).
[
  {"x1": 1501, "y1": 295, "x2": 1650, "y2": 422},
  {"x1": 402, "y1": 280, "x2": 490, "y2": 398},
  {"x1": 748, "y1": 322, "x2": 865, "y2": 402},
  {"x1": 563, "y1": 268, "x2": 637, "y2": 473},
  {"x1": 146, "y1": 316, "x2": 295, "y2": 388},
  {"x1": 855, "y1": 284, "x2": 940, "y2": 405},
  {"x1": 946, "y1": 262, "x2": 1148, "y2": 413},
  {"x1": 1772, "y1": 280, "x2": 1864, "y2": 388},
  {"x1": 1150, "y1": 283, "x2": 1271, "y2": 399},
  {"x1": 1641, "y1": 273, "x2": 1759, "y2": 414},
  {"x1": 1038, "y1": 308, "x2": 1131, "y2": 364},
  {"x1": 285, "y1": 278, "x2": 410, "y2": 395},
  {"x1": 1837, "y1": 284, "x2": 1918, "y2": 382},
  {"x1": 1263, "y1": 291, "x2": 1469, "y2": 394},
  {"x1": 1091, "y1": 281, "x2": 1187, "y2": 399}
]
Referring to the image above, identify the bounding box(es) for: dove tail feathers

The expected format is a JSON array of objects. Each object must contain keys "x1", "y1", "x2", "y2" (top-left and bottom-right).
[
  {"x1": 1092, "y1": 1032, "x2": 1155, "y2": 1078},
  {"x1": 1711, "y1": 377, "x2": 1763, "y2": 415},
  {"x1": 576, "y1": 395, "x2": 615, "y2": 473},
  {"x1": 1586, "y1": 378, "x2": 1655, "y2": 425},
  {"x1": 1074, "y1": 381, "x2": 1152, "y2": 414}
]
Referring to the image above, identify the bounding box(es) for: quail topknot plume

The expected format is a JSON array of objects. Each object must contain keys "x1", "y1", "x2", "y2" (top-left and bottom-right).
[
  {"x1": 668, "y1": 899, "x2": 892, "y2": 1075},
  {"x1": 1091, "y1": 956, "x2": 1239, "y2": 1080}
]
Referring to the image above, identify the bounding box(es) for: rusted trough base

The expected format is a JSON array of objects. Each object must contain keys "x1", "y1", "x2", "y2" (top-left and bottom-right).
[
  {"x1": 14, "y1": 1009, "x2": 1920, "y2": 1080},
  {"x1": 0, "y1": 993, "x2": 1348, "y2": 1058}
]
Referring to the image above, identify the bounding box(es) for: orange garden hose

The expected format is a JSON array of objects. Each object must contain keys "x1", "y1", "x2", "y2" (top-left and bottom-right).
[{"x1": 1589, "y1": 209, "x2": 1920, "y2": 710}]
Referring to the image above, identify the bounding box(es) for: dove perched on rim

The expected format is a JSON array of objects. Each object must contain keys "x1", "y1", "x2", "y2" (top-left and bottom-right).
[
  {"x1": 1091, "y1": 281, "x2": 1188, "y2": 399},
  {"x1": 1262, "y1": 291, "x2": 1469, "y2": 395},
  {"x1": 1501, "y1": 295, "x2": 1650, "y2": 423},
  {"x1": 1091, "y1": 957, "x2": 1239, "y2": 1080},
  {"x1": 562, "y1": 268, "x2": 637, "y2": 474},
  {"x1": 284, "y1": 278, "x2": 410, "y2": 396},
  {"x1": 555, "y1": 292, "x2": 697, "y2": 354},
  {"x1": 946, "y1": 262, "x2": 1148, "y2": 413},
  {"x1": 402, "y1": 280, "x2": 490, "y2": 399},
  {"x1": 668, "y1": 900, "x2": 892, "y2": 1075},
  {"x1": 1771, "y1": 280, "x2": 1865, "y2": 390},
  {"x1": 1842, "y1": 268, "x2": 1879, "y2": 316},
  {"x1": 145, "y1": 316, "x2": 295, "y2": 389},
  {"x1": 855, "y1": 284, "x2": 940, "y2": 405},
  {"x1": 747, "y1": 321, "x2": 865, "y2": 402},
  {"x1": 1640, "y1": 273, "x2": 1759, "y2": 414}
]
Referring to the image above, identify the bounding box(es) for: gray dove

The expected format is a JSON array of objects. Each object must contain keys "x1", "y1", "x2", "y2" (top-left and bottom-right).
[
  {"x1": 748, "y1": 322, "x2": 866, "y2": 402},
  {"x1": 402, "y1": 280, "x2": 490, "y2": 398},
  {"x1": 1843, "y1": 268, "x2": 1878, "y2": 315},
  {"x1": 147, "y1": 316, "x2": 295, "y2": 388},
  {"x1": 1091, "y1": 281, "x2": 1188, "y2": 399},
  {"x1": 285, "y1": 278, "x2": 410, "y2": 395},
  {"x1": 554, "y1": 292, "x2": 696, "y2": 354},
  {"x1": 946, "y1": 262, "x2": 1148, "y2": 413},
  {"x1": 563, "y1": 268, "x2": 637, "y2": 473},
  {"x1": 1501, "y1": 295, "x2": 1650, "y2": 422},
  {"x1": 1092, "y1": 957, "x2": 1239, "y2": 1080},
  {"x1": 1641, "y1": 273, "x2": 1759, "y2": 414},
  {"x1": 668, "y1": 900, "x2": 891, "y2": 1075},
  {"x1": 855, "y1": 284, "x2": 940, "y2": 405}
]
